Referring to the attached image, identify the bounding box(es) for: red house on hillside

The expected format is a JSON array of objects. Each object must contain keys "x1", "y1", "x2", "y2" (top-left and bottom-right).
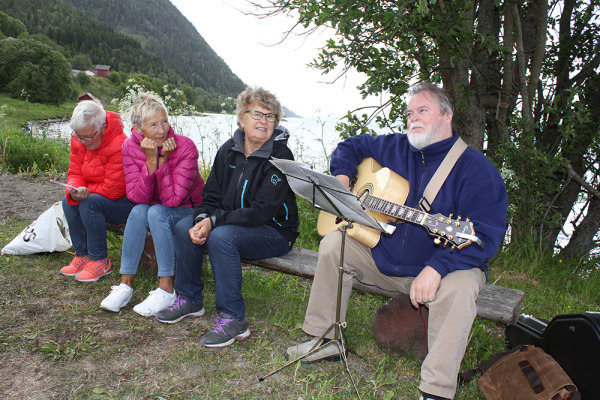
[
  {"x1": 77, "y1": 93, "x2": 98, "y2": 103},
  {"x1": 95, "y1": 65, "x2": 111, "y2": 78}
]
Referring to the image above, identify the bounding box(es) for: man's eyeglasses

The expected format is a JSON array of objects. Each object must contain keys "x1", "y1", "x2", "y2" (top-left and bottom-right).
[
  {"x1": 72, "y1": 130, "x2": 99, "y2": 142},
  {"x1": 246, "y1": 110, "x2": 278, "y2": 123}
]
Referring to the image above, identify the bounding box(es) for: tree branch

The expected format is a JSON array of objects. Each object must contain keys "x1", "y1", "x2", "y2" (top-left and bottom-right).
[
  {"x1": 527, "y1": 0, "x2": 548, "y2": 103},
  {"x1": 510, "y1": 0, "x2": 532, "y2": 121},
  {"x1": 568, "y1": 163, "x2": 600, "y2": 200}
]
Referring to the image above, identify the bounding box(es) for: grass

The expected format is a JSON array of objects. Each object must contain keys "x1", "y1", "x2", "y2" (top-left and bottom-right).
[
  {"x1": 2, "y1": 203, "x2": 599, "y2": 399},
  {"x1": 0, "y1": 217, "x2": 421, "y2": 399},
  {"x1": 0, "y1": 95, "x2": 76, "y2": 128}
]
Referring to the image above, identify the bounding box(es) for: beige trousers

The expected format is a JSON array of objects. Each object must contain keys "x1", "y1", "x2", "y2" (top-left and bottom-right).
[{"x1": 303, "y1": 231, "x2": 485, "y2": 399}]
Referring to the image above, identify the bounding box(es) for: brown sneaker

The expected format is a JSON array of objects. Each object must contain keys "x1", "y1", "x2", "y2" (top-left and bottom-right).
[
  {"x1": 75, "y1": 259, "x2": 112, "y2": 283},
  {"x1": 60, "y1": 256, "x2": 90, "y2": 276}
]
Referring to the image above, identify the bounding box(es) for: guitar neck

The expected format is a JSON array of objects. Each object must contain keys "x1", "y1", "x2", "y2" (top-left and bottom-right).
[{"x1": 363, "y1": 194, "x2": 427, "y2": 224}]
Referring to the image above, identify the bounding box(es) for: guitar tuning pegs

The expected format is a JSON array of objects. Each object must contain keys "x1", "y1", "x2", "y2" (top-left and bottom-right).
[
  {"x1": 457, "y1": 216, "x2": 462, "y2": 221},
  {"x1": 451, "y1": 245, "x2": 456, "y2": 251},
  {"x1": 443, "y1": 240, "x2": 449, "y2": 247},
  {"x1": 449, "y1": 213, "x2": 453, "y2": 219},
  {"x1": 466, "y1": 218, "x2": 470, "y2": 222},
  {"x1": 434, "y1": 238, "x2": 441, "y2": 245}
]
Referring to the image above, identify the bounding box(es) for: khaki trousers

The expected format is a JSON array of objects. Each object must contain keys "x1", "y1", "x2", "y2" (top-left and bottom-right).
[{"x1": 303, "y1": 231, "x2": 485, "y2": 399}]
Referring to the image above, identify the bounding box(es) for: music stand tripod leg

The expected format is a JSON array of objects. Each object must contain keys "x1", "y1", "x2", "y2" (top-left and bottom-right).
[{"x1": 258, "y1": 223, "x2": 363, "y2": 400}]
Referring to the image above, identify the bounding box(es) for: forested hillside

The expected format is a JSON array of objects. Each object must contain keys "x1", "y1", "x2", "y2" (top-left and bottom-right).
[
  {"x1": 0, "y1": 0, "x2": 177, "y2": 81},
  {"x1": 0, "y1": 0, "x2": 245, "y2": 98},
  {"x1": 63, "y1": 0, "x2": 246, "y2": 97}
]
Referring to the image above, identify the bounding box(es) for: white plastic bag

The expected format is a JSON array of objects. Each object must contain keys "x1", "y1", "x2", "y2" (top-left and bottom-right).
[{"x1": 1, "y1": 202, "x2": 72, "y2": 255}]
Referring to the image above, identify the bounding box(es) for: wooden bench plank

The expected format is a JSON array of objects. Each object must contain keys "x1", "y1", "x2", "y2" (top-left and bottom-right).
[{"x1": 247, "y1": 247, "x2": 524, "y2": 325}]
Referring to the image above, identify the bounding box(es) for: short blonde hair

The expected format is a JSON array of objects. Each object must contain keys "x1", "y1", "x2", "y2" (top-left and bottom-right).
[
  {"x1": 236, "y1": 87, "x2": 282, "y2": 127},
  {"x1": 129, "y1": 92, "x2": 169, "y2": 127}
]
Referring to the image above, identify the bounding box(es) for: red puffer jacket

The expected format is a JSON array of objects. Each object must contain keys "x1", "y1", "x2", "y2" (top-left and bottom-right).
[{"x1": 65, "y1": 111, "x2": 127, "y2": 206}]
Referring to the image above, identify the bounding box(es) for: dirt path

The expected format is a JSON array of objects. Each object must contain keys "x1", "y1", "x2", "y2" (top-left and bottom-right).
[{"x1": 0, "y1": 173, "x2": 65, "y2": 222}]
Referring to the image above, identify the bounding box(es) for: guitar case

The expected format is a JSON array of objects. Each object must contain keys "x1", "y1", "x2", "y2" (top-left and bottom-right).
[{"x1": 506, "y1": 312, "x2": 600, "y2": 399}]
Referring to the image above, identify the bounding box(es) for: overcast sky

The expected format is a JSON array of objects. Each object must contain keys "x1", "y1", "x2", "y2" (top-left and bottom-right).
[{"x1": 170, "y1": 0, "x2": 384, "y2": 118}]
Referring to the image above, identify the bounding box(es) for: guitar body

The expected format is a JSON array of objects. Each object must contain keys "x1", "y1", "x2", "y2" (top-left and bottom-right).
[{"x1": 317, "y1": 158, "x2": 409, "y2": 248}]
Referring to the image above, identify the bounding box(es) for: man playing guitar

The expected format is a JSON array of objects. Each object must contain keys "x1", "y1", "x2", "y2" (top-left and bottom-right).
[{"x1": 286, "y1": 82, "x2": 508, "y2": 400}]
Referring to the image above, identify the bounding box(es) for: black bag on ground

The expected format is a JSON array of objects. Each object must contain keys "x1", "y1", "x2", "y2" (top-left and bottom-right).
[
  {"x1": 506, "y1": 312, "x2": 600, "y2": 400},
  {"x1": 460, "y1": 345, "x2": 580, "y2": 400}
]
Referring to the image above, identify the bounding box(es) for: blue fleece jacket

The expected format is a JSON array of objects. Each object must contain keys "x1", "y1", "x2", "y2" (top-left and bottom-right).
[{"x1": 330, "y1": 131, "x2": 507, "y2": 279}]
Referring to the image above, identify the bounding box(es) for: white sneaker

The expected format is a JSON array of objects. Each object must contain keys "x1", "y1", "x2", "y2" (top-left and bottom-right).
[
  {"x1": 133, "y1": 288, "x2": 177, "y2": 317},
  {"x1": 100, "y1": 283, "x2": 133, "y2": 312}
]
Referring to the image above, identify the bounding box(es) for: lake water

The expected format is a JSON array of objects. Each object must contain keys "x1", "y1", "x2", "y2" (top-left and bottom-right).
[{"x1": 30, "y1": 113, "x2": 388, "y2": 173}]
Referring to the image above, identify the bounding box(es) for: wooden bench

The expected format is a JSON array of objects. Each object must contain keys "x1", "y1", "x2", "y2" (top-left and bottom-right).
[
  {"x1": 249, "y1": 247, "x2": 524, "y2": 325},
  {"x1": 106, "y1": 224, "x2": 524, "y2": 325}
]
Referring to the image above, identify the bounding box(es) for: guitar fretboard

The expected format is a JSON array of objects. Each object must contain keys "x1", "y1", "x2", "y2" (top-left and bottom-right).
[{"x1": 363, "y1": 194, "x2": 427, "y2": 224}]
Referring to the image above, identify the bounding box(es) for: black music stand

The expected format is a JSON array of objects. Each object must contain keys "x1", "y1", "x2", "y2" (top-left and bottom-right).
[{"x1": 258, "y1": 159, "x2": 395, "y2": 398}]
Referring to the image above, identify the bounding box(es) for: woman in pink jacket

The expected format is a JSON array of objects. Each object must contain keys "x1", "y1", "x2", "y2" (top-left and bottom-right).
[{"x1": 100, "y1": 92, "x2": 205, "y2": 316}]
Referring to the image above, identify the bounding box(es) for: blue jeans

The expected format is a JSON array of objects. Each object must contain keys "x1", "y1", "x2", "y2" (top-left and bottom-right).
[
  {"x1": 62, "y1": 194, "x2": 134, "y2": 261},
  {"x1": 174, "y1": 215, "x2": 292, "y2": 321},
  {"x1": 120, "y1": 204, "x2": 194, "y2": 277}
]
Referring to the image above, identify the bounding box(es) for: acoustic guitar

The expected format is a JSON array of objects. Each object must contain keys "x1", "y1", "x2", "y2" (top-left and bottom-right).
[{"x1": 316, "y1": 158, "x2": 482, "y2": 249}]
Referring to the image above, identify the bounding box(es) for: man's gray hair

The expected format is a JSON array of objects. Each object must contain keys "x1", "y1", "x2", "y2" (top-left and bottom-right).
[
  {"x1": 69, "y1": 100, "x2": 106, "y2": 132},
  {"x1": 407, "y1": 82, "x2": 453, "y2": 115}
]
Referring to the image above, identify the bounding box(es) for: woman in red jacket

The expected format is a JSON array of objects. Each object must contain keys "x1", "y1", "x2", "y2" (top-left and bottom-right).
[{"x1": 60, "y1": 100, "x2": 135, "y2": 282}]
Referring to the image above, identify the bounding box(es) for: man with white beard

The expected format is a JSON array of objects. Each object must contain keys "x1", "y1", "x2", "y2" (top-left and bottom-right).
[{"x1": 285, "y1": 82, "x2": 508, "y2": 400}]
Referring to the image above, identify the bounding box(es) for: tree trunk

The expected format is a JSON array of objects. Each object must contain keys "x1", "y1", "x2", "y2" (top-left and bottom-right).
[{"x1": 562, "y1": 196, "x2": 600, "y2": 259}]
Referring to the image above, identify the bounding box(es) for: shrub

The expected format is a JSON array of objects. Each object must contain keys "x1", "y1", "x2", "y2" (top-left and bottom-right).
[
  {"x1": 0, "y1": 128, "x2": 69, "y2": 174},
  {"x1": 0, "y1": 38, "x2": 72, "y2": 104}
]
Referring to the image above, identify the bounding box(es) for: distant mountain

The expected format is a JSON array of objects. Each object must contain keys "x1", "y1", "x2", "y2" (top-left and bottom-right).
[
  {"x1": 62, "y1": 0, "x2": 246, "y2": 97},
  {"x1": 283, "y1": 106, "x2": 301, "y2": 119},
  {"x1": 0, "y1": 0, "x2": 246, "y2": 98}
]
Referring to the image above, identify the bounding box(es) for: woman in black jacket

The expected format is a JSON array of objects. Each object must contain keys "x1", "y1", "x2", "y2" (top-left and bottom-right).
[{"x1": 155, "y1": 87, "x2": 299, "y2": 348}]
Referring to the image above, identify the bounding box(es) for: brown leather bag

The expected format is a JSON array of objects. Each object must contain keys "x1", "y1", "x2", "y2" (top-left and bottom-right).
[{"x1": 462, "y1": 345, "x2": 580, "y2": 400}]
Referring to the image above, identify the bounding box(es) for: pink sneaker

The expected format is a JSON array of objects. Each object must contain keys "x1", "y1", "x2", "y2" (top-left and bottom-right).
[
  {"x1": 60, "y1": 256, "x2": 90, "y2": 276},
  {"x1": 75, "y1": 259, "x2": 112, "y2": 283}
]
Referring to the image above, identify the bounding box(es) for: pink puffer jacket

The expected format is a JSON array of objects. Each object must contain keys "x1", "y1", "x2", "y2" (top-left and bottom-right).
[{"x1": 121, "y1": 126, "x2": 204, "y2": 208}]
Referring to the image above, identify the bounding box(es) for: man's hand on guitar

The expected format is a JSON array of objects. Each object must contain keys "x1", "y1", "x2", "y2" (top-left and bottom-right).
[
  {"x1": 336, "y1": 174, "x2": 350, "y2": 189},
  {"x1": 410, "y1": 266, "x2": 442, "y2": 308}
]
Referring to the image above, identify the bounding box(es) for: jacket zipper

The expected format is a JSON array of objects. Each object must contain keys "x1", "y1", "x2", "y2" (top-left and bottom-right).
[
  {"x1": 237, "y1": 157, "x2": 249, "y2": 208},
  {"x1": 396, "y1": 151, "x2": 427, "y2": 275}
]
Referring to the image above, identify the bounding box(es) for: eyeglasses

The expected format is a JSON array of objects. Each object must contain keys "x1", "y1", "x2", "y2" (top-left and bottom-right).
[
  {"x1": 72, "y1": 130, "x2": 99, "y2": 142},
  {"x1": 246, "y1": 110, "x2": 278, "y2": 123}
]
